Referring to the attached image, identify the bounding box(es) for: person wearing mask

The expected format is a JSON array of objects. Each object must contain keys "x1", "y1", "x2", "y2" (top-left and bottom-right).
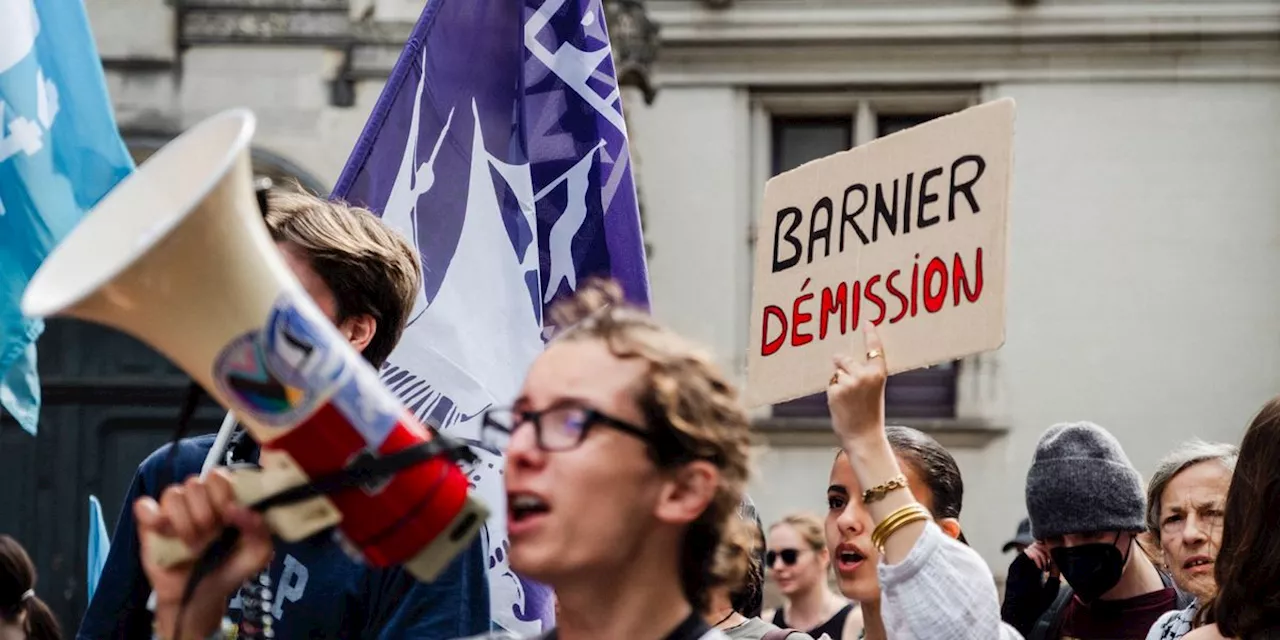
[
  {"x1": 824, "y1": 324, "x2": 1019, "y2": 639},
  {"x1": 132, "y1": 279, "x2": 756, "y2": 640},
  {"x1": 1143, "y1": 440, "x2": 1237, "y2": 640},
  {"x1": 79, "y1": 187, "x2": 490, "y2": 640},
  {"x1": 766, "y1": 513, "x2": 853, "y2": 639},
  {"x1": 0, "y1": 535, "x2": 60, "y2": 640},
  {"x1": 1183, "y1": 397, "x2": 1280, "y2": 640},
  {"x1": 1023, "y1": 422, "x2": 1189, "y2": 640},
  {"x1": 707, "y1": 500, "x2": 820, "y2": 640}
]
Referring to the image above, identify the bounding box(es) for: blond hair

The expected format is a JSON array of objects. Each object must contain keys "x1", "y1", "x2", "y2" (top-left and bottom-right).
[
  {"x1": 264, "y1": 187, "x2": 422, "y2": 367},
  {"x1": 770, "y1": 512, "x2": 826, "y2": 552},
  {"x1": 549, "y1": 279, "x2": 753, "y2": 612}
]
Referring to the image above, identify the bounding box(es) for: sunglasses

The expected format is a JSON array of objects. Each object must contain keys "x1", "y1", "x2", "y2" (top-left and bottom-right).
[{"x1": 766, "y1": 548, "x2": 801, "y2": 567}]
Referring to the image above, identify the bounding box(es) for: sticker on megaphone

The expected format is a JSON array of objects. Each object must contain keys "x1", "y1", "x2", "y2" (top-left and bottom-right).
[{"x1": 207, "y1": 289, "x2": 485, "y2": 579}]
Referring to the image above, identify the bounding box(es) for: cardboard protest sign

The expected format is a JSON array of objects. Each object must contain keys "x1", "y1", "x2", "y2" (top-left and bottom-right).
[{"x1": 745, "y1": 98, "x2": 1015, "y2": 408}]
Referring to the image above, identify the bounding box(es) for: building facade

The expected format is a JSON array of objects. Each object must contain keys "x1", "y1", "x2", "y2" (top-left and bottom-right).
[{"x1": 8, "y1": 0, "x2": 1273, "y2": 624}]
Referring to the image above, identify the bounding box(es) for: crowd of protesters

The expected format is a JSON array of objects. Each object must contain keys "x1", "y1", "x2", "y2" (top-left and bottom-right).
[{"x1": 4, "y1": 190, "x2": 1279, "y2": 640}]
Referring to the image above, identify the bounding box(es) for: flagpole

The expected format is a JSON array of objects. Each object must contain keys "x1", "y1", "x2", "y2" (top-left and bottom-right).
[{"x1": 200, "y1": 412, "x2": 238, "y2": 477}]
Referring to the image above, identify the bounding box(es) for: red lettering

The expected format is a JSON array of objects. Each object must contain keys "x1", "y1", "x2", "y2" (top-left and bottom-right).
[
  {"x1": 865, "y1": 275, "x2": 886, "y2": 325},
  {"x1": 820, "y1": 282, "x2": 848, "y2": 340},
  {"x1": 924, "y1": 257, "x2": 948, "y2": 313},
  {"x1": 952, "y1": 247, "x2": 984, "y2": 306},
  {"x1": 791, "y1": 278, "x2": 814, "y2": 346},
  {"x1": 910, "y1": 254, "x2": 920, "y2": 317},
  {"x1": 848, "y1": 281, "x2": 862, "y2": 331},
  {"x1": 761, "y1": 306, "x2": 787, "y2": 356},
  {"x1": 886, "y1": 269, "x2": 909, "y2": 324}
]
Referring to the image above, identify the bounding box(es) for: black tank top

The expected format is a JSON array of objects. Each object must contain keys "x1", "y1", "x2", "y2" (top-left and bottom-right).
[{"x1": 771, "y1": 603, "x2": 853, "y2": 640}]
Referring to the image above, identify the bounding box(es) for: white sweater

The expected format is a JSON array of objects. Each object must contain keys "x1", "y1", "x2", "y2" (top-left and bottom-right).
[{"x1": 878, "y1": 521, "x2": 1024, "y2": 639}]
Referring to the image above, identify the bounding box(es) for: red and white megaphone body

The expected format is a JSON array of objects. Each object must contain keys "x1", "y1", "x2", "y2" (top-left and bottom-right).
[{"x1": 22, "y1": 109, "x2": 487, "y2": 581}]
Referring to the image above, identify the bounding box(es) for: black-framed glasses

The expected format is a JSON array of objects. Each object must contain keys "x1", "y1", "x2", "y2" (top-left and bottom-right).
[
  {"x1": 766, "y1": 548, "x2": 801, "y2": 568},
  {"x1": 481, "y1": 403, "x2": 652, "y2": 452}
]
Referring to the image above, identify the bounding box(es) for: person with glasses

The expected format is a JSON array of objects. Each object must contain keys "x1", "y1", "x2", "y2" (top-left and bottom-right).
[
  {"x1": 764, "y1": 513, "x2": 854, "y2": 639},
  {"x1": 132, "y1": 279, "x2": 755, "y2": 640}
]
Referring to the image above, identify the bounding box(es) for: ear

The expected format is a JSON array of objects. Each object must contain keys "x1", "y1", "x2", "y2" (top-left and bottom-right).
[
  {"x1": 338, "y1": 313, "x2": 378, "y2": 354},
  {"x1": 654, "y1": 460, "x2": 720, "y2": 526},
  {"x1": 816, "y1": 545, "x2": 831, "y2": 567},
  {"x1": 938, "y1": 518, "x2": 963, "y2": 541}
]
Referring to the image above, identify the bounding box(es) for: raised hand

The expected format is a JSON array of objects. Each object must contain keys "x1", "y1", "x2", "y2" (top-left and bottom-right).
[
  {"x1": 135, "y1": 469, "x2": 273, "y2": 640},
  {"x1": 827, "y1": 322, "x2": 888, "y2": 447}
]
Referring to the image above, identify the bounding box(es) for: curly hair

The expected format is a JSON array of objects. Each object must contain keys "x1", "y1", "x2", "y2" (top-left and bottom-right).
[{"x1": 548, "y1": 278, "x2": 753, "y2": 612}]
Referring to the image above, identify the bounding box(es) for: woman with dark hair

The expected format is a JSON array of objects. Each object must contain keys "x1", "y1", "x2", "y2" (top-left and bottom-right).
[
  {"x1": 133, "y1": 280, "x2": 756, "y2": 640},
  {"x1": 1183, "y1": 396, "x2": 1280, "y2": 640},
  {"x1": 824, "y1": 324, "x2": 1018, "y2": 639},
  {"x1": 0, "y1": 535, "x2": 61, "y2": 640},
  {"x1": 883, "y1": 426, "x2": 966, "y2": 543}
]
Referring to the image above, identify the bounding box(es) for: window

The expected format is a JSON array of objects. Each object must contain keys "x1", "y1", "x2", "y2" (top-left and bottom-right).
[{"x1": 759, "y1": 92, "x2": 974, "y2": 420}]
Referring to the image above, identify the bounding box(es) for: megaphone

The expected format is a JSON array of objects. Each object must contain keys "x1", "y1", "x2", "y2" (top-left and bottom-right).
[{"x1": 22, "y1": 109, "x2": 487, "y2": 582}]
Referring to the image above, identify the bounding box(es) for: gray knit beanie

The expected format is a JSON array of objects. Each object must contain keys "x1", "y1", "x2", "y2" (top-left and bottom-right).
[{"x1": 1025, "y1": 421, "x2": 1146, "y2": 539}]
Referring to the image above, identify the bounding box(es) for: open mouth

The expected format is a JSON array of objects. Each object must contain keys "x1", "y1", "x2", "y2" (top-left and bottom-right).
[
  {"x1": 836, "y1": 545, "x2": 866, "y2": 572},
  {"x1": 508, "y1": 493, "x2": 550, "y2": 524},
  {"x1": 1184, "y1": 556, "x2": 1213, "y2": 570}
]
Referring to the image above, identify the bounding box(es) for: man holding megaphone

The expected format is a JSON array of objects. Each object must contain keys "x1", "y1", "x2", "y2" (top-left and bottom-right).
[{"x1": 77, "y1": 187, "x2": 490, "y2": 640}]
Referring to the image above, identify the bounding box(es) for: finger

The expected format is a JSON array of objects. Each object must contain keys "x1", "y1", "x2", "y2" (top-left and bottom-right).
[
  {"x1": 134, "y1": 497, "x2": 170, "y2": 537},
  {"x1": 159, "y1": 486, "x2": 197, "y2": 547},
  {"x1": 182, "y1": 477, "x2": 218, "y2": 539},
  {"x1": 863, "y1": 322, "x2": 886, "y2": 368},
  {"x1": 205, "y1": 469, "x2": 238, "y2": 517}
]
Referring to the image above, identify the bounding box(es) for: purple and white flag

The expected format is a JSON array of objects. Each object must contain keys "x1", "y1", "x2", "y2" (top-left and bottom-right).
[{"x1": 331, "y1": 0, "x2": 650, "y2": 633}]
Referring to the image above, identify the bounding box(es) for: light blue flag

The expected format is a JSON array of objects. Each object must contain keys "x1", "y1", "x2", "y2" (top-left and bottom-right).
[
  {"x1": 0, "y1": 0, "x2": 134, "y2": 435},
  {"x1": 86, "y1": 495, "x2": 110, "y2": 600}
]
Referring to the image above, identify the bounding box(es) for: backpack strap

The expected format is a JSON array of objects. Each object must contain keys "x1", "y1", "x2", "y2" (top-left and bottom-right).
[
  {"x1": 1028, "y1": 585, "x2": 1073, "y2": 640},
  {"x1": 761, "y1": 630, "x2": 799, "y2": 640}
]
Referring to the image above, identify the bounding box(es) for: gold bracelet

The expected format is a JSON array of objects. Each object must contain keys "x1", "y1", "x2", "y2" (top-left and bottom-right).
[
  {"x1": 872, "y1": 506, "x2": 930, "y2": 551},
  {"x1": 862, "y1": 474, "x2": 909, "y2": 505},
  {"x1": 870, "y1": 504, "x2": 922, "y2": 548},
  {"x1": 871, "y1": 503, "x2": 931, "y2": 551}
]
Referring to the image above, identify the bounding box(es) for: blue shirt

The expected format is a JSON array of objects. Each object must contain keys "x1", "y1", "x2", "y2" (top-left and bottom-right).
[{"x1": 77, "y1": 434, "x2": 490, "y2": 639}]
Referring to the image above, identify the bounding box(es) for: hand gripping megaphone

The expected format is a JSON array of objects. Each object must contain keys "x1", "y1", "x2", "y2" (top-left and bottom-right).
[{"x1": 22, "y1": 109, "x2": 487, "y2": 582}]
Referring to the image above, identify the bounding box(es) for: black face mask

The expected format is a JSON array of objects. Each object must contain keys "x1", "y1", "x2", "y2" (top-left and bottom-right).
[{"x1": 1050, "y1": 536, "x2": 1130, "y2": 603}]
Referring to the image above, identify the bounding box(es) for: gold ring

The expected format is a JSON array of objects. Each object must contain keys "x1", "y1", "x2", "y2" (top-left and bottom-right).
[
  {"x1": 866, "y1": 349, "x2": 882, "y2": 360},
  {"x1": 830, "y1": 372, "x2": 840, "y2": 386}
]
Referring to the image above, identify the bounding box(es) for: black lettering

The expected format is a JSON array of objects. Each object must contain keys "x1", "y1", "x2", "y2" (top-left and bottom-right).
[
  {"x1": 873, "y1": 179, "x2": 899, "y2": 242},
  {"x1": 772, "y1": 207, "x2": 804, "y2": 272},
  {"x1": 948, "y1": 155, "x2": 986, "y2": 221},
  {"x1": 840, "y1": 184, "x2": 870, "y2": 250},
  {"x1": 917, "y1": 166, "x2": 943, "y2": 229},
  {"x1": 807, "y1": 198, "x2": 833, "y2": 263},
  {"x1": 902, "y1": 173, "x2": 915, "y2": 234}
]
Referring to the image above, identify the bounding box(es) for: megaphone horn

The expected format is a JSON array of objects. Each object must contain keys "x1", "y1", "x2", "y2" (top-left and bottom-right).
[{"x1": 22, "y1": 109, "x2": 487, "y2": 582}]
